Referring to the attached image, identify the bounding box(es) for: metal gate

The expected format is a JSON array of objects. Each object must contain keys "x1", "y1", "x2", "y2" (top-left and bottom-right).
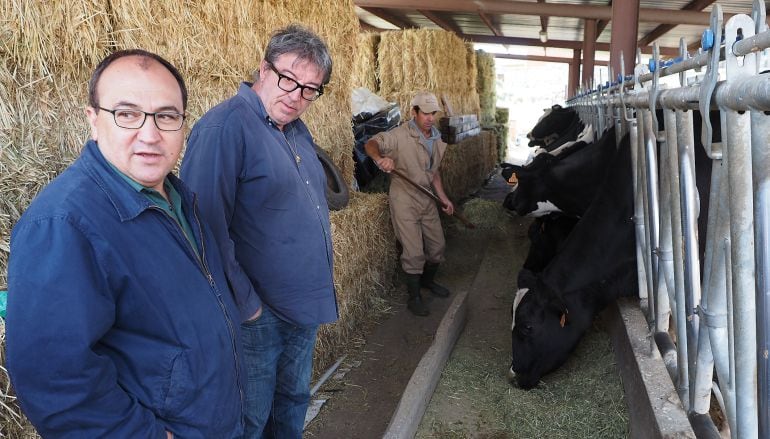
[{"x1": 566, "y1": 2, "x2": 770, "y2": 437}]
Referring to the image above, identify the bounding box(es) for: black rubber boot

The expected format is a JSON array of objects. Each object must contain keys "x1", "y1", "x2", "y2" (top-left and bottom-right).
[
  {"x1": 406, "y1": 273, "x2": 429, "y2": 316},
  {"x1": 421, "y1": 262, "x2": 450, "y2": 298}
]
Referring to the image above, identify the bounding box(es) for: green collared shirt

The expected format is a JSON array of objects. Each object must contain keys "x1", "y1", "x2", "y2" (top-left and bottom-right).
[{"x1": 108, "y1": 164, "x2": 200, "y2": 258}]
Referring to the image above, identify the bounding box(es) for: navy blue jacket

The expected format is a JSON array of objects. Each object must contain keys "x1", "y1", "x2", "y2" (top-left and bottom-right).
[
  {"x1": 6, "y1": 141, "x2": 244, "y2": 438},
  {"x1": 181, "y1": 83, "x2": 338, "y2": 326}
]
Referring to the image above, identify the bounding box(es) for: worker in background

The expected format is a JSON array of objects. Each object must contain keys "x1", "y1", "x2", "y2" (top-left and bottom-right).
[
  {"x1": 180, "y1": 24, "x2": 338, "y2": 439},
  {"x1": 6, "y1": 49, "x2": 244, "y2": 438},
  {"x1": 364, "y1": 91, "x2": 454, "y2": 316}
]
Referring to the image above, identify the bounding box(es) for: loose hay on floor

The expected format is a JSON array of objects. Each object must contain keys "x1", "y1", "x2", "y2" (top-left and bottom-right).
[{"x1": 418, "y1": 322, "x2": 629, "y2": 439}]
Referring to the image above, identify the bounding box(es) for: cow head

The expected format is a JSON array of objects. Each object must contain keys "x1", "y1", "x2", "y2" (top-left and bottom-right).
[
  {"x1": 508, "y1": 277, "x2": 592, "y2": 390},
  {"x1": 527, "y1": 105, "x2": 578, "y2": 147},
  {"x1": 501, "y1": 155, "x2": 562, "y2": 217}
]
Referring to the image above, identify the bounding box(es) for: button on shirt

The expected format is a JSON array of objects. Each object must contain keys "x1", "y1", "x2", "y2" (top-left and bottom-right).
[{"x1": 181, "y1": 82, "x2": 338, "y2": 326}]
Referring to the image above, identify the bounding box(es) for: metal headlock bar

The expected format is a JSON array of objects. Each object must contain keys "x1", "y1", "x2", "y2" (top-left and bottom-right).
[{"x1": 565, "y1": 1, "x2": 770, "y2": 437}]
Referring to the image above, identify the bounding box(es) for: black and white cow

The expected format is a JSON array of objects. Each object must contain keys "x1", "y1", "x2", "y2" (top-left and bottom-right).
[
  {"x1": 509, "y1": 133, "x2": 637, "y2": 389},
  {"x1": 502, "y1": 127, "x2": 617, "y2": 218},
  {"x1": 519, "y1": 213, "x2": 579, "y2": 287},
  {"x1": 527, "y1": 105, "x2": 584, "y2": 151}
]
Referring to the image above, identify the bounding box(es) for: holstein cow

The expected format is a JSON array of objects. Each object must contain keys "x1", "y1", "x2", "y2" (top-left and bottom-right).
[
  {"x1": 527, "y1": 105, "x2": 584, "y2": 151},
  {"x1": 509, "y1": 133, "x2": 636, "y2": 390},
  {"x1": 502, "y1": 126, "x2": 617, "y2": 218},
  {"x1": 519, "y1": 213, "x2": 579, "y2": 287}
]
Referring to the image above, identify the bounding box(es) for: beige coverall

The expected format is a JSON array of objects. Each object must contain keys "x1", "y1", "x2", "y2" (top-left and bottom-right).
[{"x1": 372, "y1": 122, "x2": 448, "y2": 274}]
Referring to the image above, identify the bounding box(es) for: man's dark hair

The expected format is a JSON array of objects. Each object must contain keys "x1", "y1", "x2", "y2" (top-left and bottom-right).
[
  {"x1": 263, "y1": 24, "x2": 333, "y2": 86},
  {"x1": 88, "y1": 49, "x2": 188, "y2": 111}
]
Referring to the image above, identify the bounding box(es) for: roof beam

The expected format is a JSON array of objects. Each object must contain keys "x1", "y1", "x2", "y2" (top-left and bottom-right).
[
  {"x1": 478, "y1": 11, "x2": 503, "y2": 37},
  {"x1": 637, "y1": 0, "x2": 717, "y2": 46},
  {"x1": 419, "y1": 9, "x2": 461, "y2": 34},
  {"x1": 495, "y1": 53, "x2": 609, "y2": 66},
  {"x1": 353, "y1": 0, "x2": 727, "y2": 25},
  {"x1": 463, "y1": 33, "x2": 679, "y2": 56},
  {"x1": 360, "y1": 7, "x2": 416, "y2": 29}
]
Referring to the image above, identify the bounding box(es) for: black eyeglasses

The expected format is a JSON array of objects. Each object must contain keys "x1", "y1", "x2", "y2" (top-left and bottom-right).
[
  {"x1": 97, "y1": 107, "x2": 186, "y2": 131},
  {"x1": 267, "y1": 63, "x2": 324, "y2": 101}
]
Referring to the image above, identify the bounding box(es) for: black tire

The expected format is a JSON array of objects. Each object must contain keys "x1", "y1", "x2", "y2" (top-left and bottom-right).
[{"x1": 314, "y1": 144, "x2": 350, "y2": 211}]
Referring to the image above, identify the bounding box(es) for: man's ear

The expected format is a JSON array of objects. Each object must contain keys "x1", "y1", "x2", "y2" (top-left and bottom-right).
[{"x1": 85, "y1": 106, "x2": 98, "y2": 141}]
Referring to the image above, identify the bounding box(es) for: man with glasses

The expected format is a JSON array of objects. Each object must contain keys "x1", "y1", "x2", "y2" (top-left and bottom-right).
[
  {"x1": 181, "y1": 24, "x2": 338, "y2": 438},
  {"x1": 364, "y1": 91, "x2": 454, "y2": 316},
  {"x1": 6, "y1": 50, "x2": 244, "y2": 438}
]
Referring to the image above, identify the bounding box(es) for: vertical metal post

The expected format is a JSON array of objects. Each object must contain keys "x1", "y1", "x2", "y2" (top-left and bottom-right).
[
  {"x1": 752, "y1": 2, "x2": 770, "y2": 436},
  {"x1": 644, "y1": 109, "x2": 661, "y2": 330},
  {"x1": 676, "y1": 110, "x2": 703, "y2": 409},
  {"x1": 724, "y1": 14, "x2": 759, "y2": 439},
  {"x1": 669, "y1": 110, "x2": 691, "y2": 408}
]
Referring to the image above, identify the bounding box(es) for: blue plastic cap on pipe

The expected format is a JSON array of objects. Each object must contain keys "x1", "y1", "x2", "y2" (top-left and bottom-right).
[{"x1": 702, "y1": 29, "x2": 715, "y2": 50}]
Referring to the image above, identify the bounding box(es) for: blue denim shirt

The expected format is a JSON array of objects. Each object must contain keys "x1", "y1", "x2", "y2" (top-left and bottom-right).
[
  {"x1": 6, "y1": 140, "x2": 244, "y2": 438},
  {"x1": 181, "y1": 82, "x2": 338, "y2": 326}
]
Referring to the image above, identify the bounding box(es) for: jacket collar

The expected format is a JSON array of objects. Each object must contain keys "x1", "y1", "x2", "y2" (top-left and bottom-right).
[{"x1": 80, "y1": 139, "x2": 194, "y2": 222}]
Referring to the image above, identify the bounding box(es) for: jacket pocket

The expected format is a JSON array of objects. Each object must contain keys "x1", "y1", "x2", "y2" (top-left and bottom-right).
[{"x1": 161, "y1": 350, "x2": 195, "y2": 419}]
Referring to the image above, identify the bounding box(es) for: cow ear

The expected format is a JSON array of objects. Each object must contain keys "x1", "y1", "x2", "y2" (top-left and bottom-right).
[{"x1": 546, "y1": 294, "x2": 570, "y2": 327}]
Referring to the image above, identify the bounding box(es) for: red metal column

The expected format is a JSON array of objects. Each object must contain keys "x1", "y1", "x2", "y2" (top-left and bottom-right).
[
  {"x1": 581, "y1": 19, "x2": 597, "y2": 88},
  {"x1": 609, "y1": 0, "x2": 640, "y2": 79},
  {"x1": 568, "y1": 48, "x2": 581, "y2": 97}
]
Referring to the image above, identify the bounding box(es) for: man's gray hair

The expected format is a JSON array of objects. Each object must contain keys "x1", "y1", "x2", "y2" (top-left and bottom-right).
[{"x1": 261, "y1": 24, "x2": 333, "y2": 86}]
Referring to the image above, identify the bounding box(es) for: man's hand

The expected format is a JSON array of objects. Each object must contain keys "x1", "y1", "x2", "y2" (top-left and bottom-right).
[
  {"x1": 441, "y1": 199, "x2": 455, "y2": 215},
  {"x1": 375, "y1": 157, "x2": 395, "y2": 173},
  {"x1": 167, "y1": 431, "x2": 173, "y2": 439},
  {"x1": 246, "y1": 306, "x2": 262, "y2": 322}
]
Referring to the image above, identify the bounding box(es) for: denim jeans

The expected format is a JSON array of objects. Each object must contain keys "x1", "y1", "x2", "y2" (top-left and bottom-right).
[{"x1": 240, "y1": 306, "x2": 318, "y2": 439}]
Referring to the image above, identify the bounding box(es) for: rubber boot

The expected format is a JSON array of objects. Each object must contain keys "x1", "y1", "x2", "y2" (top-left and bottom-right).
[
  {"x1": 406, "y1": 273, "x2": 429, "y2": 316},
  {"x1": 421, "y1": 262, "x2": 450, "y2": 298}
]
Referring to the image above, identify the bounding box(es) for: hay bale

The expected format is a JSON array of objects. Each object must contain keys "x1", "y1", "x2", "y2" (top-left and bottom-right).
[
  {"x1": 351, "y1": 32, "x2": 379, "y2": 92},
  {"x1": 476, "y1": 50, "x2": 496, "y2": 126},
  {"x1": 3, "y1": 0, "x2": 112, "y2": 78},
  {"x1": 377, "y1": 29, "x2": 479, "y2": 117},
  {"x1": 441, "y1": 131, "x2": 497, "y2": 201},
  {"x1": 317, "y1": 192, "x2": 398, "y2": 369}
]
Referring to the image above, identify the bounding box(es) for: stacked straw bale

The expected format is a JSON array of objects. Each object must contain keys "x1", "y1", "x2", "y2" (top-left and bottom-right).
[
  {"x1": 441, "y1": 131, "x2": 498, "y2": 202},
  {"x1": 476, "y1": 50, "x2": 497, "y2": 126},
  {"x1": 351, "y1": 32, "x2": 380, "y2": 92},
  {"x1": 377, "y1": 29, "x2": 480, "y2": 118},
  {"x1": 320, "y1": 192, "x2": 399, "y2": 367}
]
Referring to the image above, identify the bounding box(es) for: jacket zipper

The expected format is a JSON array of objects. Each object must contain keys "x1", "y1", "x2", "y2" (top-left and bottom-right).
[{"x1": 149, "y1": 205, "x2": 246, "y2": 422}]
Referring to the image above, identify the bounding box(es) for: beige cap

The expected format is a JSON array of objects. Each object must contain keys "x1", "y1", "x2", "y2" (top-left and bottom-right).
[{"x1": 410, "y1": 91, "x2": 442, "y2": 113}]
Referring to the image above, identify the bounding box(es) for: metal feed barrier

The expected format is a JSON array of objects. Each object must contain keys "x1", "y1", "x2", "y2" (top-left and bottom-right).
[{"x1": 565, "y1": 2, "x2": 770, "y2": 437}]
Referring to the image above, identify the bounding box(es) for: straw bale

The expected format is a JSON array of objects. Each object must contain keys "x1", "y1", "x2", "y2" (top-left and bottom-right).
[
  {"x1": 0, "y1": 67, "x2": 90, "y2": 290},
  {"x1": 3, "y1": 0, "x2": 112, "y2": 78},
  {"x1": 440, "y1": 131, "x2": 497, "y2": 202},
  {"x1": 466, "y1": 43, "x2": 478, "y2": 92},
  {"x1": 378, "y1": 29, "x2": 471, "y2": 96},
  {"x1": 316, "y1": 191, "x2": 398, "y2": 369},
  {"x1": 351, "y1": 32, "x2": 379, "y2": 92},
  {"x1": 476, "y1": 50, "x2": 496, "y2": 125}
]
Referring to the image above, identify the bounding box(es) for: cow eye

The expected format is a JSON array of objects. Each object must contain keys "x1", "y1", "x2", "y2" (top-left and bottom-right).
[{"x1": 517, "y1": 324, "x2": 533, "y2": 337}]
